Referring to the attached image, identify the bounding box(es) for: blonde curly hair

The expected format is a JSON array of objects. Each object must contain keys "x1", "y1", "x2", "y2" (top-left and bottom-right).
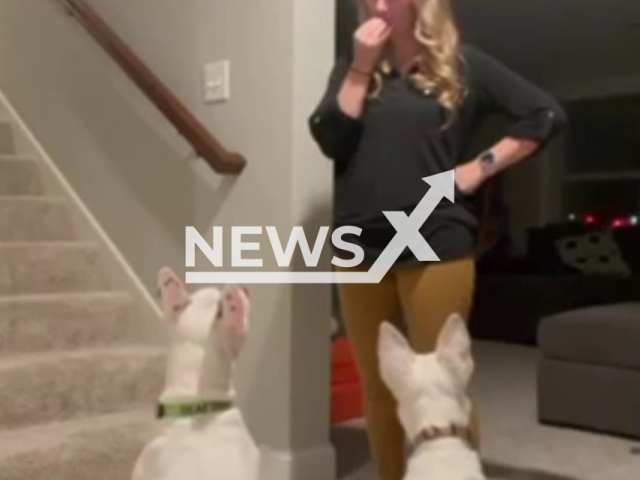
[{"x1": 357, "y1": 0, "x2": 467, "y2": 127}]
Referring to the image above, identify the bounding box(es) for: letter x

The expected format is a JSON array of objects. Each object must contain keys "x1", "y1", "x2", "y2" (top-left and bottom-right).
[{"x1": 383, "y1": 210, "x2": 438, "y2": 261}]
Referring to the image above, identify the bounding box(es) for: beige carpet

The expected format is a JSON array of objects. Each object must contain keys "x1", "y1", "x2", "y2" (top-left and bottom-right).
[
  {"x1": 333, "y1": 341, "x2": 640, "y2": 480},
  {"x1": 0, "y1": 120, "x2": 162, "y2": 480}
]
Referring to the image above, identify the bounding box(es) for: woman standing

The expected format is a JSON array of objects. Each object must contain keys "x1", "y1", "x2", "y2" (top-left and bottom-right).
[{"x1": 309, "y1": 1, "x2": 566, "y2": 479}]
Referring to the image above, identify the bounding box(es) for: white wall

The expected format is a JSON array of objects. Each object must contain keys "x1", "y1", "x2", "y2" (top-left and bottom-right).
[{"x1": 0, "y1": 0, "x2": 335, "y2": 478}]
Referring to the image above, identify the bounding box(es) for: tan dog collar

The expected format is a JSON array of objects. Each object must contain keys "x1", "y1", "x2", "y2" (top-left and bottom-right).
[{"x1": 411, "y1": 424, "x2": 472, "y2": 450}]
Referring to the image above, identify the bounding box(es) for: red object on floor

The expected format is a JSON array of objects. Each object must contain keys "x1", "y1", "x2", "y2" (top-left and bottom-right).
[{"x1": 331, "y1": 337, "x2": 364, "y2": 423}]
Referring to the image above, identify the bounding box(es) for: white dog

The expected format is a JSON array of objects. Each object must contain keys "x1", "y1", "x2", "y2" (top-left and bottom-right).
[
  {"x1": 378, "y1": 314, "x2": 486, "y2": 480},
  {"x1": 132, "y1": 267, "x2": 260, "y2": 480}
]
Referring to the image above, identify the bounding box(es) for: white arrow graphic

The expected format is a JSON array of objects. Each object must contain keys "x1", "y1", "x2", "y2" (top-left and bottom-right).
[
  {"x1": 362, "y1": 169, "x2": 455, "y2": 282},
  {"x1": 186, "y1": 169, "x2": 455, "y2": 284}
]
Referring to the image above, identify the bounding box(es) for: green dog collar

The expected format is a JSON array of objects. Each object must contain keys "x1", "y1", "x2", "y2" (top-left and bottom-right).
[{"x1": 156, "y1": 400, "x2": 233, "y2": 419}]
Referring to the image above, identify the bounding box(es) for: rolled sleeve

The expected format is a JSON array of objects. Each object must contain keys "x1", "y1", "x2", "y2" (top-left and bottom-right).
[
  {"x1": 308, "y1": 57, "x2": 365, "y2": 160},
  {"x1": 467, "y1": 46, "x2": 568, "y2": 146}
]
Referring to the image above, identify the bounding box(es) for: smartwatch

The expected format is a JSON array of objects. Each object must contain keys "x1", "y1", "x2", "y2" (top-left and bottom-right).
[{"x1": 479, "y1": 149, "x2": 498, "y2": 173}]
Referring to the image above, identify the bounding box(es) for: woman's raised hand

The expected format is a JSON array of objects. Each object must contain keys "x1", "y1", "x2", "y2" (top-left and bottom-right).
[{"x1": 352, "y1": 18, "x2": 392, "y2": 75}]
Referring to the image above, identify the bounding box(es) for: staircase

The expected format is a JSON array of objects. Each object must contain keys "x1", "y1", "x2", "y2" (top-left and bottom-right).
[{"x1": 0, "y1": 120, "x2": 164, "y2": 480}]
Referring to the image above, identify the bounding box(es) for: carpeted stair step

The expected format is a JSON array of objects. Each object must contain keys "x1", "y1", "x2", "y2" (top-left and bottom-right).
[
  {"x1": 0, "y1": 158, "x2": 44, "y2": 196},
  {"x1": 0, "y1": 197, "x2": 75, "y2": 241},
  {"x1": 0, "y1": 292, "x2": 139, "y2": 356},
  {"x1": 0, "y1": 409, "x2": 160, "y2": 480},
  {"x1": 0, "y1": 243, "x2": 110, "y2": 295},
  {"x1": 0, "y1": 346, "x2": 164, "y2": 429},
  {"x1": 0, "y1": 122, "x2": 15, "y2": 155}
]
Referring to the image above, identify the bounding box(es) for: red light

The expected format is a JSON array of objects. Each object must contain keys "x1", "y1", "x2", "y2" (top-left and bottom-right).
[
  {"x1": 585, "y1": 215, "x2": 596, "y2": 224},
  {"x1": 613, "y1": 218, "x2": 629, "y2": 228}
]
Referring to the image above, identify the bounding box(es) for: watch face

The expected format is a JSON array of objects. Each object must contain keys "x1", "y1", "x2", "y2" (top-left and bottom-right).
[{"x1": 481, "y1": 151, "x2": 496, "y2": 165}]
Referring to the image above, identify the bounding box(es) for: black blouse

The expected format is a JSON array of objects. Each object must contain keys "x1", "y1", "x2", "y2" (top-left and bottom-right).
[{"x1": 308, "y1": 44, "x2": 567, "y2": 268}]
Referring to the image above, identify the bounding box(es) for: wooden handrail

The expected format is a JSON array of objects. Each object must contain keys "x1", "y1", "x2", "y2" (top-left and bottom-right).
[{"x1": 57, "y1": 0, "x2": 246, "y2": 175}]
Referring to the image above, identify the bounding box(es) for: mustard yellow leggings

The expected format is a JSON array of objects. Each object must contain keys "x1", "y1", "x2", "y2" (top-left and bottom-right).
[{"x1": 336, "y1": 257, "x2": 479, "y2": 480}]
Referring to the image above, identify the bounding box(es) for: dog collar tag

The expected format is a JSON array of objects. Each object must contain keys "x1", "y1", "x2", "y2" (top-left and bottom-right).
[{"x1": 156, "y1": 400, "x2": 233, "y2": 419}]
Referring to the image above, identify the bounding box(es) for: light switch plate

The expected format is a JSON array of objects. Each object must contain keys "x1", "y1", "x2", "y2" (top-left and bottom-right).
[{"x1": 203, "y1": 60, "x2": 230, "y2": 104}]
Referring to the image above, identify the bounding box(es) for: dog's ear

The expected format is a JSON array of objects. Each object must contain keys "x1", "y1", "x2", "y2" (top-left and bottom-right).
[
  {"x1": 217, "y1": 285, "x2": 250, "y2": 359},
  {"x1": 378, "y1": 321, "x2": 413, "y2": 395},
  {"x1": 436, "y1": 313, "x2": 474, "y2": 388},
  {"x1": 157, "y1": 266, "x2": 190, "y2": 322}
]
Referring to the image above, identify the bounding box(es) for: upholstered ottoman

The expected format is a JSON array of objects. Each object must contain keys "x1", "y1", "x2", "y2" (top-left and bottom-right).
[{"x1": 537, "y1": 303, "x2": 640, "y2": 438}]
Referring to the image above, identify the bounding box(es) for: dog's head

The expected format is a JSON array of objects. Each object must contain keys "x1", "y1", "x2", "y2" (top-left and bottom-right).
[
  {"x1": 378, "y1": 313, "x2": 474, "y2": 435},
  {"x1": 157, "y1": 266, "x2": 250, "y2": 360}
]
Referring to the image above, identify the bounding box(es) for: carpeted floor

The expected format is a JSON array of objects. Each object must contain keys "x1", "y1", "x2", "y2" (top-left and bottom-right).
[{"x1": 332, "y1": 341, "x2": 640, "y2": 480}]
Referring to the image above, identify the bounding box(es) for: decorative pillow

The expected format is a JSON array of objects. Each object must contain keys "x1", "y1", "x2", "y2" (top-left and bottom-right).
[{"x1": 555, "y1": 230, "x2": 632, "y2": 276}]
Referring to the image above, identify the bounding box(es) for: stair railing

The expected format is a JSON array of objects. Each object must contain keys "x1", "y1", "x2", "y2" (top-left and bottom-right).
[{"x1": 56, "y1": 0, "x2": 246, "y2": 175}]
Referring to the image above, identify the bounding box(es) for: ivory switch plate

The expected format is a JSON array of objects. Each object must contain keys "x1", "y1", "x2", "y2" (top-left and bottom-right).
[{"x1": 203, "y1": 60, "x2": 230, "y2": 103}]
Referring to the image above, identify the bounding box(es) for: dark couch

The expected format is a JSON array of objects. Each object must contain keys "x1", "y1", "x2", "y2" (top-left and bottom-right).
[{"x1": 470, "y1": 224, "x2": 640, "y2": 345}]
